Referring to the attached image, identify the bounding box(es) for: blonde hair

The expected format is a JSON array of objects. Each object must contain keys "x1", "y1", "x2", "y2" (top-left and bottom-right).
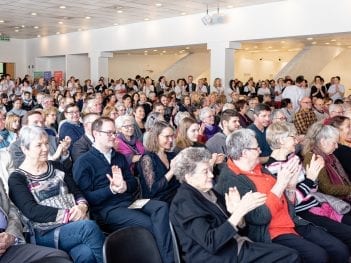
[
  {"x1": 175, "y1": 117, "x2": 197, "y2": 150},
  {"x1": 266, "y1": 122, "x2": 297, "y2": 150},
  {"x1": 5, "y1": 114, "x2": 20, "y2": 132}
]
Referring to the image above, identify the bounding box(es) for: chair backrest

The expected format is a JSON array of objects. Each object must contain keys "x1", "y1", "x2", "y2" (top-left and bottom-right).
[{"x1": 103, "y1": 226, "x2": 163, "y2": 263}]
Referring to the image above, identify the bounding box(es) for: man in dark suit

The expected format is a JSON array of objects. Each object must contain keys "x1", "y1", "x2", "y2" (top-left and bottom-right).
[
  {"x1": 185, "y1": 75, "x2": 196, "y2": 93},
  {"x1": 71, "y1": 113, "x2": 100, "y2": 162}
]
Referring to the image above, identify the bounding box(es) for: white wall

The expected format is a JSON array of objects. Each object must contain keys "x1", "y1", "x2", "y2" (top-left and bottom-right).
[
  {"x1": 0, "y1": 39, "x2": 26, "y2": 77},
  {"x1": 66, "y1": 54, "x2": 90, "y2": 81}
]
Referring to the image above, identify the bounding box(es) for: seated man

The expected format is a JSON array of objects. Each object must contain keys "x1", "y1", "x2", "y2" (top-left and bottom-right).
[
  {"x1": 73, "y1": 117, "x2": 174, "y2": 263},
  {"x1": 0, "y1": 177, "x2": 71, "y2": 263}
]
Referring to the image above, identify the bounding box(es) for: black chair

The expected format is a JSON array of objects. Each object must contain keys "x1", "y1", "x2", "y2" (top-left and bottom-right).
[{"x1": 103, "y1": 226, "x2": 163, "y2": 263}]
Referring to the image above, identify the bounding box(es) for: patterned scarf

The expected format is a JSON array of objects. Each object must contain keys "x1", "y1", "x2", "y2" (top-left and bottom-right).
[
  {"x1": 313, "y1": 147, "x2": 350, "y2": 186},
  {"x1": 0, "y1": 129, "x2": 10, "y2": 148}
]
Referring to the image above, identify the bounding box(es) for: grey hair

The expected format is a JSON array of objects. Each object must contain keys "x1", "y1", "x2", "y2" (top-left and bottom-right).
[
  {"x1": 329, "y1": 103, "x2": 343, "y2": 114},
  {"x1": 145, "y1": 112, "x2": 163, "y2": 131},
  {"x1": 115, "y1": 115, "x2": 135, "y2": 130},
  {"x1": 226, "y1": 128, "x2": 256, "y2": 160},
  {"x1": 266, "y1": 122, "x2": 296, "y2": 150},
  {"x1": 19, "y1": 125, "x2": 48, "y2": 150},
  {"x1": 174, "y1": 111, "x2": 191, "y2": 127},
  {"x1": 199, "y1": 107, "x2": 214, "y2": 121},
  {"x1": 173, "y1": 147, "x2": 212, "y2": 183},
  {"x1": 303, "y1": 121, "x2": 339, "y2": 156},
  {"x1": 271, "y1": 109, "x2": 285, "y2": 121},
  {"x1": 222, "y1": 103, "x2": 235, "y2": 111}
]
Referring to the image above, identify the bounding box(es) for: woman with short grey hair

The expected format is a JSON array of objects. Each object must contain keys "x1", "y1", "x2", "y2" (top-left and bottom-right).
[
  {"x1": 303, "y1": 122, "x2": 351, "y2": 201},
  {"x1": 226, "y1": 128, "x2": 256, "y2": 160},
  {"x1": 170, "y1": 147, "x2": 300, "y2": 263},
  {"x1": 198, "y1": 107, "x2": 220, "y2": 143},
  {"x1": 9, "y1": 126, "x2": 104, "y2": 263}
]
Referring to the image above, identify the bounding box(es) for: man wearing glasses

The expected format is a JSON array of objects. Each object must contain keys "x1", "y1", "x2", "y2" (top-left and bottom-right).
[{"x1": 294, "y1": 97, "x2": 317, "y2": 135}]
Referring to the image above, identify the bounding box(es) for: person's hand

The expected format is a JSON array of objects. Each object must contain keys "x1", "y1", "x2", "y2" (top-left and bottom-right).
[
  {"x1": 0, "y1": 233, "x2": 15, "y2": 255},
  {"x1": 306, "y1": 154, "x2": 325, "y2": 181},
  {"x1": 61, "y1": 136, "x2": 71, "y2": 154},
  {"x1": 226, "y1": 188, "x2": 266, "y2": 227},
  {"x1": 199, "y1": 122, "x2": 206, "y2": 136},
  {"x1": 107, "y1": 165, "x2": 127, "y2": 194},
  {"x1": 69, "y1": 204, "x2": 88, "y2": 221},
  {"x1": 276, "y1": 156, "x2": 301, "y2": 189}
]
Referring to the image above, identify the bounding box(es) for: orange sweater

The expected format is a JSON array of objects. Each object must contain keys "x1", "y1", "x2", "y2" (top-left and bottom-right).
[{"x1": 227, "y1": 159, "x2": 297, "y2": 239}]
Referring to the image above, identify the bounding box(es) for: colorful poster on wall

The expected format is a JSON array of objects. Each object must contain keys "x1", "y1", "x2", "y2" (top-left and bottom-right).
[
  {"x1": 43, "y1": 71, "x2": 52, "y2": 81},
  {"x1": 33, "y1": 71, "x2": 44, "y2": 79},
  {"x1": 54, "y1": 71, "x2": 64, "y2": 84}
]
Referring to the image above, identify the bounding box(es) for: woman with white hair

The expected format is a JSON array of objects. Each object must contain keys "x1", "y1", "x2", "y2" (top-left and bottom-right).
[
  {"x1": 9, "y1": 126, "x2": 104, "y2": 263},
  {"x1": 170, "y1": 147, "x2": 300, "y2": 263},
  {"x1": 215, "y1": 128, "x2": 349, "y2": 263},
  {"x1": 198, "y1": 107, "x2": 221, "y2": 143},
  {"x1": 114, "y1": 115, "x2": 145, "y2": 175}
]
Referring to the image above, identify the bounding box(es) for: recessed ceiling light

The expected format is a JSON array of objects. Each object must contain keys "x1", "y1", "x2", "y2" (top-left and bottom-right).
[
  {"x1": 155, "y1": 3, "x2": 162, "y2": 7},
  {"x1": 144, "y1": 50, "x2": 148, "y2": 52},
  {"x1": 0, "y1": 20, "x2": 4, "y2": 23},
  {"x1": 117, "y1": 10, "x2": 123, "y2": 13},
  {"x1": 181, "y1": 49, "x2": 185, "y2": 52},
  {"x1": 34, "y1": 26, "x2": 39, "y2": 29},
  {"x1": 21, "y1": 25, "x2": 25, "y2": 28},
  {"x1": 162, "y1": 50, "x2": 166, "y2": 53},
  {"x1": 59, "y1": 6, "x2": 66, "y2": 9},
  {"x1": 78, "y1": 28, "x2": 82, "y2": 31},
  {"x1": 185, "y1": 47, "x2": 190, "y2": 49},
  {"x1": 307, "y1": 37, "x2": 313, "y2": 40},
  {"x1": 58, "y1": 21, "x2": 63, "y2": 24},
  {"x1": 37, "y1": 35, "x2": 41, "y2": 38},
  {"x1": 144, "y1": 53, "x2": 148, "y2": 55},
  {"x1": 153, "y1": 49, "x2": 158, "y2": 52},
  {"x1": 311, "y1": 41, "x2": 317, "y2": 44},
  {"x1": 181, "y1": 12, "x2": 187, "y2": 15},
  {"x1": 31, "y1": 12, "x2": 37, "y2": 16},
  {"x1": 331, "y1": 39, "x2": 336, "y2": 42},
  {"x1": 85, "y1": 16, "x2": 91, "y2": 19},
  {"x1": 280, "y1": 40, "x2": 286, "y2": 44},
  {"x1": 14, "y1": 26, "x2": 20, "y2": 29},
  {"x1": 14, "y1": 29, "x2": 19, "y2": 32},
  {"x1": 113, "y1": 23, "x2": 119, "y2": 26},
  {"x1": 56, "y1": 32, "x2": 60, "y2": 35},
  {"x1": 227, "y1": 5, "x2": 233, "y2": 8},
  {"x1": 325, "y1": 42, "x2": 330, "y2": 45},
  {"x1": 144, "y1": 18, "x2": 149, "y2": 21}
]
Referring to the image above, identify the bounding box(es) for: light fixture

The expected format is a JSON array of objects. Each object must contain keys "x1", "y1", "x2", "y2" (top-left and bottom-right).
[
  {"x1": 325, "y1": 42, "x2": 330, "y2": 45},
  {"x1": 331, "y1": 39, "x2": 336, "y2": 42},
  {"x1": 34, "y1": 26, "x2": 39, "y2": 29},
  {"x1": 162, "y1": 50, "x2": 166, "y2": 53},
  {"x1": 307, "y1": 37, "x2": 313, "y2": 40},
  {"x1": 113, "y1": 23, "x2": 119, "y2": 26},
  {"x1": 37, "y1": 35, "x2": 41, "y2": 37},
  {"x1": 56, "y1": 32, "x2": 60, "y2": 34},
  {"x1": 21, "y1": 25, "x2": 25, "y2": 28},
  {"x1": 117, "y1": 10, "x2": 123, "y2": 13},
  {"x1": 153, "y1": 49, "x2": 158, "y2": 52},
  {"x1": 227, "y1": 5, "x2": 233, "y2": 8},
  {"x1": 202, "y1": 4, "x2": 224, "y2": 25},
  {"x1": 85, "y1": 16, "x2": 91, "y2": 19},
  {"x1": 58, "y1": 21, "x2": 63, "y2": 24},
  {"x1": 31, "y1": 12, "x2": 37, "y2": 16},
  {"x1": 181, "y1": 12, "x2": 187, "y2": 15},
  {"x1": 155, "y1": 3, "x2": 162, "y2": 7},
  {"x1": 144, "y1": 18, "x2": 149, "y2": 21},
  {"x1": 201, "y1": 5, "x2": 212, "y2": 25},
  {"x1": 78, "y1": 28, "x2": 82, "y2": 31},
  {"x1": 0, "y1": 20, "x2": 4, "y2": 23},
  {"x1": 14, "y1": 29, "x2": 19, "y2": 32},
  {"x1": 185, "y1": 47, "x2": 190, "y2": 49},
  {"x1": 311, "y1": 41, "x2": 317, "y2": 44},
  {"x1": 59, "y1": 5, "x2": 66, "y2": 9}
]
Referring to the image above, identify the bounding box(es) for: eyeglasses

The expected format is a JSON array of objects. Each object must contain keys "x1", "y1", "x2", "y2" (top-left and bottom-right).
[
  {"x1": 245, "y1": 146, "x2": 260, "y2": 151},
  {"x1": 66, "y1": 111, "x2": 80, "y2": 115},
  {"x1": 122, "y1": 124, "x2": 134, "y2": 129},
  {"x1": 99, "y1": 130, "x2": 117, "y2": 136}
]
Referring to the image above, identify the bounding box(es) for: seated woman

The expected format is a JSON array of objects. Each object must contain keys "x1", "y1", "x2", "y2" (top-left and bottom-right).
[
  {"x1": 43, "y1": 106, "x2": 58, "y2": 136},
  {"x1": 198, "y1": 107, "x2": 221, "y2": 143},
  {"x1": 329, "y1": 116, "x2": 351, "y2": 177},
  {"x1": 171, "y1": 147, "x2": 300, "y2": 263},
  {"x1": 133, "y1": 105, "x2": 146, "y2": 140},
  {"x1": 215, "y1": 128, "x2": 349, "y2": 263},
  {"x1": 138, "y1": 121, "x2": 179, "y2": 204},
  {"x1": 266, "y1": 122, "x2": 351, "y2": 251},
  {"x1": 9, "y1": 126, "x2": 104, "y2": 263},
  {"x1": 303, "y1": 122, "x2": 351, "y2": 202},
  {"x1": 5, "y1": 113, "x2": 20, "y2": 144},
  {"x1": 114, "y1": 115, "x2": 145, "y2": 175},
  {"x1": 235, "y1": 99, "x2": 253, "y2": 128}
]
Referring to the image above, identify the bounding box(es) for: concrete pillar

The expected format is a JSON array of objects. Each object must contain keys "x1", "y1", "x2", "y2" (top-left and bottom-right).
[
  {"x1": 207, "y1": 41, "x2": 241, "y2": 88},
  {"x1": 88, "y1": 51, "x2": 113, "y2": 85}
]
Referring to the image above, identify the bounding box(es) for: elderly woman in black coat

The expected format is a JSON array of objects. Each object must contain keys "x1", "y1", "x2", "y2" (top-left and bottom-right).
[{"x1": 170, "y1": 147, "x2": 300, "y2": 263}]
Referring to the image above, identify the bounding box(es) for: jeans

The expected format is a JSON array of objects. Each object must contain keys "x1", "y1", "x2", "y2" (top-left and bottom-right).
[{"x1": 34, "y1": 220, "x2": 104, "y2": 263}]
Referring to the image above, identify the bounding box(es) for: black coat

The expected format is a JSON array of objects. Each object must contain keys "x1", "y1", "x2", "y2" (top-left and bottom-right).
[{"x1": 170, "y1": 183, "x2": 238, "y2": 263}]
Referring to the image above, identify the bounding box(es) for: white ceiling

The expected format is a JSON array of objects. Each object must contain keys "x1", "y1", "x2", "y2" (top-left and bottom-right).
[{"x1": 0, "y1": 0, "x2": 284, "y2": 39}]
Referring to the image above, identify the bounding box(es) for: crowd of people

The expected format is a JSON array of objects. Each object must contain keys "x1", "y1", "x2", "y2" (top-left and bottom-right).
[{"x1": 0, "y1": 72, "x2": 351, "y2": 262}]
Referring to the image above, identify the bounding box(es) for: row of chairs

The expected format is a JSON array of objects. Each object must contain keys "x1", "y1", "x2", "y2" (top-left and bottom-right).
[{"x1": 103, "y1": 223, "x2": 183, "y2": 263}]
